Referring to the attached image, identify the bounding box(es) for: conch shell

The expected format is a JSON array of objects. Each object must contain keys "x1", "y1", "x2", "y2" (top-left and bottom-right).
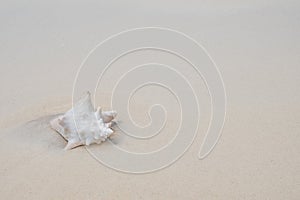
[{"x1": 50, "y1": 92, "x2": 117, "y2": 150}]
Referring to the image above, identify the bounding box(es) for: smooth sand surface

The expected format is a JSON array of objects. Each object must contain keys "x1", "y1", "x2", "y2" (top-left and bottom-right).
[{"x1": 1, "y1": 0, "x2": 300, "y2": 199}]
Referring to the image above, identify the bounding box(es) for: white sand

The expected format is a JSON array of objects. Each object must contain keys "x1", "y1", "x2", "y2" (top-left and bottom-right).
[{"x1": 1, "y1": 0, "x2": 300, "y2": 199}]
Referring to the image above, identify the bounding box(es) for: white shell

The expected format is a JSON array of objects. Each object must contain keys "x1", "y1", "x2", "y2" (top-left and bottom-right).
[{"x1": 50, "y1": 92, "x2": 117, "y2": 150}]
